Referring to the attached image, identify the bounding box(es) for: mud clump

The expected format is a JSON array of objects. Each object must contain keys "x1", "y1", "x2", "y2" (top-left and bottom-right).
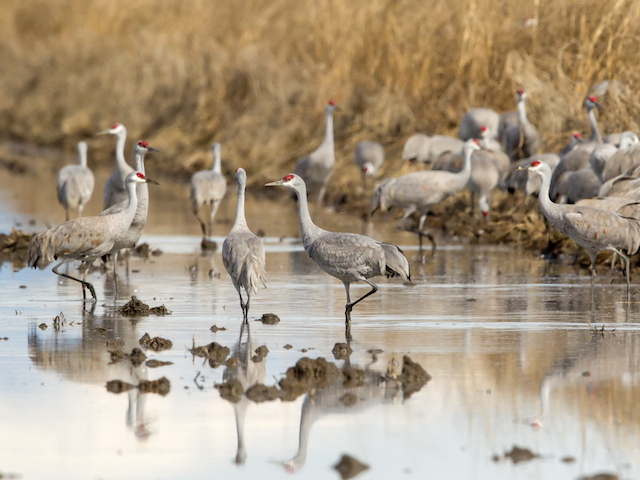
[
  {"x1": 283, "y1": 344, "x2": 293, "y2": 350},
  {"x1": 333, "y1": 454, "x2": 369, "y2": 480},
  {"x1": 398, "y1": 355, "x2": 431, "y2": 399},
  {"x1": 279, "y1": 357, "x2": 341, "y2": 401},
  {"x1": 216, "y1": 378, "x2": 243, "y2": 403},
  {"x1": 504, "y1": 446, "x2": 538, "y2": 464},
  {"x1": 255, "y1": 345, "x2": 269, "y2": 357},
  {"x1": 578, "y1": 475, "x2": 619, "y2": 480},
  {"x1": 210, "y1": 325, "x2": 227, "y2": 333},
  {"x1": 146, "y1": 359, "x2": 173, "y2": 368},
  {"x1": 120, "y1": 296, "x2": 150, "y2": 316},
  {"x1": 138, "y1": 377, "x2": 171, "y2": 396},
  {"x1": 0, "y1": 229, "x2": 33, "y2": 266},
  {"x1": 149, "y1": 305, "x2": 171, "y2": 315},
  {"x1": 132, "y1": 242, "x2": 163, "y2": 258},
  {"x1": 120, "y1": 296, "x2": 170, "y2": 316},
  {"x1": 38, "y1": 323, "x2": 47, "y2": 330},
  {"x1": 332, "y1": 342, "x2": 353, "y2": 360},
  {"x1": 342, "y1": 367, "x2": 365, "y2": 388},
  {"x1": 340, "y1": 393, "x2": 357, "y2": 406},
  {"x1": 245, "y1": 383, "x2": 280, "y2": 402},
  {"x1": 139, "y1": 333, "x2": 173, "y2": 352},
  {"x1": 190, "y1": 341, "x2": 230, "y2": 366},
  {"x1": 259, "y1": 313, "x2": 280, "y2": 325},
  {"x1": 106, "y1": 380, "x2": 135, "y2": 394}
]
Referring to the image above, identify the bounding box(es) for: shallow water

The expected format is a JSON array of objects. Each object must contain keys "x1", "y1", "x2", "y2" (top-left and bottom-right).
[{"x1": 1, "y1": 167, "x2": 640, "y2": 479}]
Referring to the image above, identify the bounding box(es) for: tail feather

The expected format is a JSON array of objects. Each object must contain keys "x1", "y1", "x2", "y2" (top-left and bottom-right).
[
  {"x1": 27, "y1": 230, "x2": 55, "y2": 269},
  {"x1": 381, "y1": 242, "x2": 410, "y2": 281}
]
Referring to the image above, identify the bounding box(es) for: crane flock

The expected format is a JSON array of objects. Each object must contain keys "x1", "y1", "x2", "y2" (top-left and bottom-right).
[{"x1": 24, "y1": 90, "x2": 640, "y2": 337}]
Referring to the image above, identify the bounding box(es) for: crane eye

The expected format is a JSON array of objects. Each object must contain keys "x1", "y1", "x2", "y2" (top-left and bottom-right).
[
  {"x1": 284, "y1": 174, "x2": 294, "y2": 182},
  {"x1": 136, "y1": 172, "x2": 145, "y2": 179}
]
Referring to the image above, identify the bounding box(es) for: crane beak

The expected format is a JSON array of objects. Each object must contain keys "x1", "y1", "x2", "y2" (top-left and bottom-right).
[
  {"x1": 148, "y1": 147, "x2": 160, "y2": 152},
  {"x1": 596, "y1": 102, "x2": 604, "y2": 110},
  {"x1": 145, "y1": 178, "x2": 160, "y2": 185},
  {"x1": 265, "y1": 180, "x2": 283, "y2": 187},
  {"x1": 516, "y1": 166, "x2": 528, "y2": 171},
  {"x1": 96, "y1": 129, "x2": 111, "y2": 135}
]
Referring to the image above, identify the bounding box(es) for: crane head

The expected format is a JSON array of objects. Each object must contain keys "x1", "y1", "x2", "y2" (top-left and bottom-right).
[
  {"x1": 265, "y1": 174, "x2": 303, "y2": 191},
  {"x1": 97, "y1": 123, "x2": 126, "y2": 136},
  {"x1": 127, "y1": 171, "x2": 159, "y2": 185},
  {"x1": 326, "y1": 100, "x2": 341, "y2": 112},
  {"x1": 135, "y1": 141, "x2": 160, "y2": 152},
  {"x1": 362, "y1": 163, "x2": 375, "y2": 176},
  {"x1": 584, "y1": 96, "x2": 603, "y2": 111},
  {"x1": 516, "y1": 89, "x2": 527, "y2": 101}
]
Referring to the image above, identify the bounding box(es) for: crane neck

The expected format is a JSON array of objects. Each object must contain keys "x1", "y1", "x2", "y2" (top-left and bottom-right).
[
  {"x1": 233, "y1": 401, "x2": 248, "y2": 465},
  {"x1": 116, "y1": 131, "x2": 129, "y2": 171},
  {"x1": 587, "y1": 108, "x2": 603, "y2": 144},
  {"x1": 517, "y1": 98, "x2": 528, "y2": 125},
  {"x1": 323, "y1": 109, "x2": 334, "y2": 146},
  {"x1": 212, "y1": 145, "x2": 222, "y2": 173},
  {"x1": 294, "y1": 184, "x2": 322, "y2": 247},
  {"x1": 459, "y1": 146, "x2": 474, "y2": 180},
  {"x1": 133, "y1": 151, "x2": 146, "y2": 174},
  {"x1": 78, "y1": 143, "x2": 88, "y2": 168},
  {"x1": 124, "y1": 180, "x2": 139, "y2": 216},
  {"x1": 232, "y1": 180, "x2": 248, "y2": 228},
  {"x1": 536, "y1": 169, "x2": 563, "y2": 226},
  {"x1": 287, "y1": 396, "x2": 316, "y2": 471}
]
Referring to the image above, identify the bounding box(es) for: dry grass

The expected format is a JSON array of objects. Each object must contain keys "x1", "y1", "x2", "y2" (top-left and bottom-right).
[{"x1": 1, "y1": 0, "x2": 640, "y2": 196}]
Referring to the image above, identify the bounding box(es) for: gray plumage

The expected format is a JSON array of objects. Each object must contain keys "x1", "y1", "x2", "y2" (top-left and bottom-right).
[
  {"x1": 222, "y1": 168, "x2": 266, "y2": 322},
  {"x1": 190, "y1": 143, "x2": 227, "y2": 238},
  {"x1": 478, "y1": 125, "x2": 503, "y2": 153},
  {"x1": 27, "y1": 172, "x2": 151, "y2": 300},
  {"x1": 293, "y1": 102, "x2": 338, "y2": 207},
  {"x1": 56, "y1": 141, "x2": 95, "y2": 221},
  {"x1": 354, "y1": 140, "x2": 384, "y2": 178},
  {"x1": 458, "y1": 107, "x2": 500, "y2": 140},
  {"x1": 401, "y1": 134, "x2": 464, "y2": 164},
  {"x1": 560, "y1": 132, "x2": 584, "y2": 156},
  {"x1": 99, "y1": 123, "x2": 134, "y2": 210},
  {"x1": 501, "y1": 90, "x2": 540, "y2": 160},
  {"x1": 266, "y1": 174, "x2": 409, "y2": 340},
  {"x1": 601, "y1": 134, "x2": 640, "y2": 182},
  {"x1": 527, "y1": 160, "x2": 640, "y2": 286},
  {"x1": 371, "y1": 139, "x2": 482, "y2": 254},
  {"x1": 554, "y1": 167, "x2": 602, "y2": 204}
]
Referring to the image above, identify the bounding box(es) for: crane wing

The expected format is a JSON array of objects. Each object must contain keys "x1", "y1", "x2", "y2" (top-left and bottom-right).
[{"x1": 307, "y1": 232, "x2": 384, "y2": 277}]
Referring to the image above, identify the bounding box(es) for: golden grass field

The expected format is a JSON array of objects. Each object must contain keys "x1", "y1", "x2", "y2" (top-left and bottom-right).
[{"x1": 1, "y1": 0, "x2": 639, "y2": 198}]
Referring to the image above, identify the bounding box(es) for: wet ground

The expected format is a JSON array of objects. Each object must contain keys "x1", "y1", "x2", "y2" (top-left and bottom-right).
[{"x1": 1, "y1": 167, "x2": 640, "y2": 480}]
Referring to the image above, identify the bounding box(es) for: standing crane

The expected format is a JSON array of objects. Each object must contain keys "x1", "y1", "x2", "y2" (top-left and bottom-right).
[
  {"x1": 56, "y1": 141, "x2": 95, "y2": 221},
  {"x1": 266, "y1": 174, "x2": 410, "y2": 340},
  {"x1": 293, "y1": 101, "x2": 339, "y2": 208},
  {"x1": 502, "y1": 89, "x2": 541, "y2": 160},
  {"x1": 524, "y1": 160, "x2": 640, "y2": 287},
  {"x1": 100, "y1": 141, "x2": 159, "y2": 288},
  {"x1": 98, "y1": 123, "x2": 134, "y2": 209},
  {"x1": 27, "y1": 172, "x2": 154, "y2": 300},
  {"x1": 222, "y1": 168, "x2": 266, "y2": 322},
  {"x1": 190, "y1": 142, "x2": 227, "y2": 240},
  {"x1": 354, "y1": 140, "x2": 384, "y2": 190},
  {"x1": 370, "y1": 139, "x2": 481, "y2": 256}
]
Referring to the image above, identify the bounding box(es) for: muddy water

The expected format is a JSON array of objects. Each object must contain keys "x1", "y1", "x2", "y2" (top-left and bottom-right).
[{"x1": 1, "y1": 167, "x2": 640, "y2": 479}]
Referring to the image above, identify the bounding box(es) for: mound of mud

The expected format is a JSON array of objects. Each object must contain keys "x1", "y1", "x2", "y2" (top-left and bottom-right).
[
  {"x1": 0, "y1": 229, "x2": 33, "y2": 266},
  {"x1": 120, "y1": 296, "x2": 171, "y2": 317},
  {"x1": 139, "y1": 333, "x2": 173, "y2": 352}
]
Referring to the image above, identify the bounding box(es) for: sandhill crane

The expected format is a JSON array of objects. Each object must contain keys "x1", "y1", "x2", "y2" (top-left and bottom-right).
[
  {"x1": 56, "y1": 141, "x2": 95, "y2": 221},
  {"x1": 371, "y1": 139, "x2": 482, "y2": 255},
  {"x1": 293, "y1": 101, "x2": 339, "y2": 208},
  {"x1": 479, "y1": 125, "x2": 502, "y2": 152},
  {"x1": 222, "y1": 168, "x2": 266, "y2": 322},
  {"x1": 560, "y1": 132, "x2": 584, "y2": 156},
  {"x1": 100, "y1": 141, "x2": 159, "y2": 287},
  {"x1": 524, "y1": 160, "x2": 640, "y2": 287},
  {"x1": 98, "y1": 123, "x2": 134, "y2": 209},
  {"x1": 266, "y1": 174, "x2": 410, "y2": 340},
  {"x1": 401, "y1": 134, "x2": 464, "y2": 164},
  {"x1": 27, "y1": 172, "x2": 153, "y2": 300},
  {"x1": 554, "y1": 167, "x2": 602, "y2": 204},
  {"x1": 505, "y1": 154, "x2": 561, "y2": 195},
  {"x1": 458, "y1": 108, "x2": 500, "y2": 140},
  {"x1": 354, "y1": 140, "x2": 384, "y2": 190},
  {"x1": 502, "y1": 90, "x2": 541, "y2": 160},
  {"x1": 190, "y1": 143, "x2": 227, "y2": 238},
  {"x1": 583, "y1": 96, "x2": 604, "y2": 145},
  {"x1": 600, "y1": 133, "x2": 640, "y2": 182}
]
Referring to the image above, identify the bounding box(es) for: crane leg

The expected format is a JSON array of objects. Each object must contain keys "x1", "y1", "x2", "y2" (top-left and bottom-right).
[
  {"x1": 344, "y1": 280, "x2": 378, "y2": 341},
  {"x1": 589, "y1": 253, "x2": 597, "y2": 286},
  {"x1": 245, "y1": 295, "x2": 251, "y2": 323},
  {"x1": 610, "y1": 248, "x2": 631, "y2": 291},
  {"x1": 53, "y1": 261, "x2": 96, "y2": 301},
  {"x1": 193, "y1": 205, "x2": 207, "y2": 238},
  {"x1": 317, "y1": 184, "x2": 328, "y2": 210},
  {"x1": 65, "y1": 208, "x2": 70, "y2": 222},
  {"x1": 237, "y1": 289, "x2": 247, "y2": 323},
  {"x1": 408, "y1": 229, "x2": 436, "y2": 261},
  {"x1": 209, "y1": 201, "x2": 221, "y2": 238},
  {"x1": 113, "y1": 253, "x2": 120, "y2": 294}
]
